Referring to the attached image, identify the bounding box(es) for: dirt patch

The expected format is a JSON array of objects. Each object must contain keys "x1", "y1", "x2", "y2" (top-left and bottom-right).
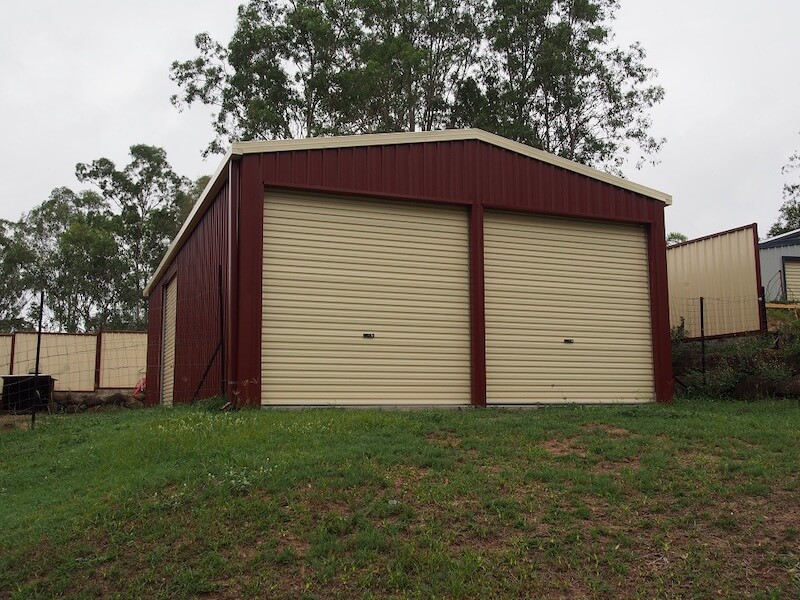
[
  {"x1": 427, "y1": 431, "x2": 461, "y2": 448},
  {"x1": 591, "y1": 455, "x2": 642, "y2": 474},
  {"x1": 0, "y1": 414, "x2": 31, "y2": 432},
  {"x1": 384, "y1": 464, "x2": 430, "y2": 495},
  {"x1": 540, "y1": 436, "x2": 587, "y2": 457},
  {"x1": 584, "y1": 423, "x2": 630, "y2": 438},
  {"x1": 276, "y1": 529, "x2": 311, "y2": 556},
  {"x1": 676, "y1": 450, "x2": 721, "y2": 468}
]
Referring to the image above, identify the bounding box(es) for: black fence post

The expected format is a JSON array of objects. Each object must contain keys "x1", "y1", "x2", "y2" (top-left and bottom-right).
[
  {"x1": 759, "y1": 286, "x2": 768, "y2": 334},
  {"x1": 700, "y1": 296, "x2": 706, "y2": 386},
  {"x1": 32, "y1": 290, "x2": 44, "y2": 430}
]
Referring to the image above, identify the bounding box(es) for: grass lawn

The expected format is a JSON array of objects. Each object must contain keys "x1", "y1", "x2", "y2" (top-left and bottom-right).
[{"x1": 1, "y1": 400, "x2": 799, "y2": 599}]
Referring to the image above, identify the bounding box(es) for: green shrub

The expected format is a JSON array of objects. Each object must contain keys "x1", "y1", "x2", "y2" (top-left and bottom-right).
[{"x1": 680, "y1": 363, "x2": 740, "y2": 398}]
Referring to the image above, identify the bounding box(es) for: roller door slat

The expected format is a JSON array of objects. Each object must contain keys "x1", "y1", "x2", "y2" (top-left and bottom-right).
[
  {"x1": 485, "y1": 211, "x2": 654, "y2": 405},
  {"x1": 161, "y1": 278, "x2": 178, "y2": 407},
  {"x1": 262, "y1": 191, "x2": 470, "y2": 406}
]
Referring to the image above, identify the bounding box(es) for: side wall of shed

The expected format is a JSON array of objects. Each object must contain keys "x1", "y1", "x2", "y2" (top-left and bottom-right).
[
  {"x1": 760, "y1": 245, "x2": 800, "y2": 301},
  {"x1": 145, "y1": 183, "x2": 230, "y2": 406},
  {"x1": 0, "y1": 335, "x2": 11, "y2": 376}
]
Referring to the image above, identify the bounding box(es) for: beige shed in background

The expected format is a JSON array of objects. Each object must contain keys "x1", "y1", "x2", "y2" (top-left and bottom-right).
[
  {"x1": 667, "y1": 224, "x2": 765, "y2": 338},
  {"x1": 784, "y1": 261, "x2": 800, "y2": 302}
]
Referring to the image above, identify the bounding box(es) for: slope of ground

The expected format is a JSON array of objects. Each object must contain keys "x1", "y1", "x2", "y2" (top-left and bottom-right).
[{"x1": 1, "y1": 400, "x2": 798, "y2": 598}]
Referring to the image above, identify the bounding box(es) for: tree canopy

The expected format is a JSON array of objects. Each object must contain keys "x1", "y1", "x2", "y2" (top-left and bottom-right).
[
  {"x1": 7, "y1": 146, "x2": 204, "y2": 333},
  {"x1": 171, "y1": 0, "x2": 665, "y2": 173},
  {"x1": 666, "y1": 232, "x2": 688, "y2": 246},
  {"x1": 768, "y1": 143, "x2": 800, "y2": 237}
]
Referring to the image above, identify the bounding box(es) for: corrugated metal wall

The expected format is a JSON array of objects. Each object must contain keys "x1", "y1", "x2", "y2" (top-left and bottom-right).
[
  {"x1": 484, "y1": 212, "x2": 654, "y2": 404},
  {"x1": 260, "y1": 141, "x2": 663, "y2": 224},
  {"x1": 0, "y1": 335, "x2": 11, "y2": 375},
  {"x1": 145, "y1": 137, "x2": 673, "y2": 406},
  {"x1": 667, "y1": 226, "x2": 762, "y2": 338},
  {"x1": 99, "y1": 332, "x2": 147, "y2": 389},
  {"x1": 760, "y1": 245, "x2": 800, "y2": 301},
  {"x1": 145, "y1": 183, "x2": 229, "y2": 406},
  {"x1": 785, "y1": 261, "x2": 800, "y2": 301},
  {"x1": 13, "y1": 333, "x2": 96, "y2": 392},
  {"x1": 261, "y1": 191, "x2": 471, "y2": 406}
]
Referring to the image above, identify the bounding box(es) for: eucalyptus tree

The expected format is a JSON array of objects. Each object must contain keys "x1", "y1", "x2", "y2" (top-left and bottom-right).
[
  {"x1": 75, "y1": 145, "x2": 190, "y2": 326},
  {"x1": 171, "y1": 0, "x2": 485, "y2": 146},
  {"x1": 768, "y1": 144, "x2": 800, "y2": 237},
  {"x1": 172, "y1": 0, "x2": 664, "y2": 174},
  {"x1": 452, "y1": 0, "x2": 664, "y2": 173},
  {"x1": 0, "y1": 219, "x2": 35, "y2": 330},
  {"x1": 19, "y1": 187, "x2": 124, "y2": 332}
]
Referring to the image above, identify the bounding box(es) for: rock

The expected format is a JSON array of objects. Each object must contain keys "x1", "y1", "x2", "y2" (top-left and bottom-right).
[
  {"x1": 776, "y1": 375, "x2": 800, "y2": 397},
  {"x1": 82, "y1": 395, "x2": 104, "y2": 407},
  {"x1": 732, "y1": 375, "x2": 777, "y2": 400},
  {"x1": 124, "y1": 398, "x2": 145, "y2": 409},
  {"x1": 104, "y1": 393, "x2": 128, "y2": 406},
  {"x1": 51, "y1": 392, "x2": 72, "y2": 405}
]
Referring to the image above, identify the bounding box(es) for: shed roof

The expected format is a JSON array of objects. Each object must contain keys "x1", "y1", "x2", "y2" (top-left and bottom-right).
[
  {"x1": 759, "y1": 227, "x2": 800, "y2": 250},
  {"x1": 144, "y1": 128, "x2": 672, "y2": 297}
]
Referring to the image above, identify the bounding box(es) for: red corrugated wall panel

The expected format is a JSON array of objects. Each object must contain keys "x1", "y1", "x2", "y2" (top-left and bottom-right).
[
  {"x1": 258, "y1": 140, "x2": 663, "y2": 223},
  {"x1": 145, "y1": 183, "x2": 229, "y2": 406}
]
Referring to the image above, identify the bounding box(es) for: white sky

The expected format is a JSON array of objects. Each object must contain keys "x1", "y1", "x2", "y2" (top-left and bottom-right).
[{"x1": 1, "y1": 1, "x2": 798, "y2": 241}]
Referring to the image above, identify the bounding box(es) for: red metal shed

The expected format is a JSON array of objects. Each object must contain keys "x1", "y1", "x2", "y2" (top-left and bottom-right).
[{"x1": 144, "y1": 129, "x2": 673, "y2": 407}]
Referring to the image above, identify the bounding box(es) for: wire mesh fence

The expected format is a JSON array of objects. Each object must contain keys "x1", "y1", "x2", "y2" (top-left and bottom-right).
[
  {"x1": 0, "y1": 331, "x2": 147, "y2": 394},
  {"x1": 670, "y1": 294, "x2": 765, "y2": 340},
  {"x1": 149, "y1": 275, "x2": 226, "y2": 408}
]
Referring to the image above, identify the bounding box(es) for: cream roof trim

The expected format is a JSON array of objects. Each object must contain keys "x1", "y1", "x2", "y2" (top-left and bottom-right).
[{"x1": 144, "y1": 128, "x2": 671, "y2": 297}]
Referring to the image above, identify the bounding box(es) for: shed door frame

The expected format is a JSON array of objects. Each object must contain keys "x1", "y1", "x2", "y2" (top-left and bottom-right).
[
  {"x1": 783, "y1": 257, "x2": 800, "y2": 302},
  {"x1": 161, "y1": 274, "x2": 178, "y2": 407}
]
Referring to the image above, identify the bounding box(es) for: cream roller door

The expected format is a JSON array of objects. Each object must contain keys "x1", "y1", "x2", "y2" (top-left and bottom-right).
[
  {"x1": 785, "y1": 261, "x2": 800, "y2": 301},
  {"x1": 161, "y1": 277, "x2": 178, "y2": 407},
  {"x1": 262, "y1": 191, "x2": 470, "y2": 406},
  {"x1": 485, "y1": 212, "x2": 654, "y2": 404}
]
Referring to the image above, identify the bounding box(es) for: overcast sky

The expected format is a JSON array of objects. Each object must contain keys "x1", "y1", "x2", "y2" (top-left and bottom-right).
[{"x1": 2, "y1": 1, "x2": 798, "y2": 240}]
